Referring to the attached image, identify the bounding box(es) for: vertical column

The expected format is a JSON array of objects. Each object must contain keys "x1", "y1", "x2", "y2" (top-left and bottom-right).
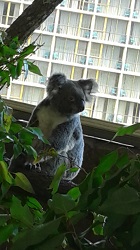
[
  {"x1": 5, "y1": 2, "x2": 11, "y2": 25},
  {"x1": 83, "y1": 12, "x2": 96, "y2": 79},
  {"x1": 113, "y1": 0, "x2": 135, "y2": 122},
  {"x1": 92, "y1": 0, "x2": 110, "y2": 119},
  {"x1": 47, "y1": 8, "x2": 60, "y2": 77},
  {"x1": 70, "y1": 13, "x2": 83, "y2": 79}
]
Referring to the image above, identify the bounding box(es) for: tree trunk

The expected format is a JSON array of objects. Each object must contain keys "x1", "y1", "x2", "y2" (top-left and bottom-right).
[{"x1": 6, "y1": 0, "x2": 62, "y2": 43}]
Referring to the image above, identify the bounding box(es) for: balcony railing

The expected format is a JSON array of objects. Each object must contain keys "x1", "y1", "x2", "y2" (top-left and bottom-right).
[
  {"x1": 59, "y1": 1, "x2": 140, "y2": 19},
  {"x1": 93, "y1": 110, "x2": 140, "y2": 124},
  {"x1": 48, "y1": 50, "x2": 140, "y2": 73},
  {"x1": 56, "y1": 25, "x2": 140, "y2": 47}
]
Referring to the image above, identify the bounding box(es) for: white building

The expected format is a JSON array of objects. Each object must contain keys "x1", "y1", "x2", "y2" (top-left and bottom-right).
[{"x1": 0, "y1": 0, "x2": 140, "y2": 124}]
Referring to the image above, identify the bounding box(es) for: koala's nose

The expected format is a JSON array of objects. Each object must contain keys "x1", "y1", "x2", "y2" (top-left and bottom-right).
[{"x1": 79, "y1": 100, "x2": 85, "y2": 112}]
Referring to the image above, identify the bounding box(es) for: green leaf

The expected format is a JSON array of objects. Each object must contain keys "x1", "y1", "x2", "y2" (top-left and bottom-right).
[
  {"x1": 24, "y1": 145, "x2": 37, "y2": 159},
  {"x1": 0, "y1": 214, "x2": 9, "y2": 226},
  {"x1": 78, "y1": 173, "x2": 95, "y2": 210},
  {"x1": 26, "y1": 197, "x2": 42, "y2": 211},
  {"x1": 10, "y1": 122, "x2": 22, "y2": 133},
  {"x1": 14, "y1": 172, "x2": 35, "y2": 194},
  {"x1": 94, "y1": 150, "x2": 118, "y2": 177},
  {"x1": 0, "y1": 142, "x2": 5, "y2": 160},
  {"x1": 132, "y1": 215, "x2": 140, "y2": 246},
  {"x1": 0, "y1": 224, "x2": 15, "y2": 245},
  {"x1": 19, "y1": 128, "x2": 34, "y2": 145},
  {"x1": 116, "y1": 153, "x2": 129, "y2": 169},
  {"x1": 13, "y1": 144, "x2": 22, "y2": 158},
  {"x1": 7, "y1": 64, "x2": 17, "y2": 79},
  {"x1": 28, "y1": 62, "x2": 42, "y2": 76},
  {"x1": 12, "y1": 217, "x2": 62, "y2": 250},
  {"x1": 9, "y1": 36, "x2": 19, "y2": 50},
  {"x1": 34, "y1": 233, "x2": 65, "y2": 250},
  {"x1": 113, "y1": 123, "x2": 140, "y2": 140},
  {"x1": 29, "y1": 127, "x2": 49, "y2": 144},
  {"x1": 99, "y1": 186, "x2": 140, "y2": 215},
  {"x1": 3, "y1": 113, "x2": 12, "y2": 132},
  {"x1": 0, "y1": 70, "x2": 10, "y2": 86},
  {"x1": 16, "y1": 59, "x2": 23, "y2": 77},
  {"x1": 93, "y1": 224, "x2": 103, "y2": 236},
  {"x1": 0, "y1": 161, "x2": 13, "y2": 184},
  {"x1": 69, "y1": 167, "x2": 79, "y2": 173},
  {"x1": 104, "y1": 214, "x2": 126, "y2": 236},
  {"x1": 20, "y1": 44, "x2": 36, "y2": 57},
  {"x1": 48, "y1": 193, "x2": 76, "y2": 215},
  {"x1": 2, "y1": 45, "x2": 17, "y2": 57},
  {"x1": 1, "y1": 182, "x2": 11, "y2": 197},
  {"x1": 50, "y1": 164, "x2": 66, "y2": 194},
  {"x1": 10, "y1": 196, "x2": 34, "y2": 227},
  {"x1": 67, "y1": 187, "x2": 81, "y2": 201}
]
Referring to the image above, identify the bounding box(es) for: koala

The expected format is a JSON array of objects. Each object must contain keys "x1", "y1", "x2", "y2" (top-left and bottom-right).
[{"x1": 9, "y1": 73, "x2": 98, "y2": 180}]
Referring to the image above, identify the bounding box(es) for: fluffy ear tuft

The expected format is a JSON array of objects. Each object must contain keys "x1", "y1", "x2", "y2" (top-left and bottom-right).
[
  {"x1": 78, "y1": 79, "x2": 98, "y2": 101},
  {"x1": 47, "y1": 73, "x2": 67, "y2": 96}
]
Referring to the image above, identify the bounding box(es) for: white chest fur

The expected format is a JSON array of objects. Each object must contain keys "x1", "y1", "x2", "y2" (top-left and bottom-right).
[{"x1": 37, "y1": 106, "x2": 67, "y2": 139}]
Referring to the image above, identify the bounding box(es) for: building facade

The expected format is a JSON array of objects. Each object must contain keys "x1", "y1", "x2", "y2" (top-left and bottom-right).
[{"x1": 0, "y1": 0, "x2": 140, "y2": 124}]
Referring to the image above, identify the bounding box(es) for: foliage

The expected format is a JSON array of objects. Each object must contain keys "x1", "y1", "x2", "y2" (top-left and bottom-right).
[
  {"x1": 0, "y1": 36, "x2": 140, "y2": 250},
  {"x1": 0, "y1": 32, "x2": 42, "y2": 90}
]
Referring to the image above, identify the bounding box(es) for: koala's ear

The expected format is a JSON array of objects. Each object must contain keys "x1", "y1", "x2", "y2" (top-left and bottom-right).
[
  {"x1": 47, "y1": 73, "x2": 67, "y2": 95},
  {"x1": 78, "y1": 79, "x2": 98, "y2": 101}
]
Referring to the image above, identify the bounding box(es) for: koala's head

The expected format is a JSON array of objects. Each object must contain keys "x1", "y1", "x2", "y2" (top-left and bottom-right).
[{"x1": 47, "y1": 73, "x2": 98, "y2": 116}]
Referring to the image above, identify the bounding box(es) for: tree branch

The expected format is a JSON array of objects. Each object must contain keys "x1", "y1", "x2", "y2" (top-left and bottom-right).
[{"x1": 6, "y1": 0, "x2": 62, "y2": 43}]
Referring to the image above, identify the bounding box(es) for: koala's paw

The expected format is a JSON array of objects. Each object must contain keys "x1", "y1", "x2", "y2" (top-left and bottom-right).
[{"x1": 25, "y1": 162, "x2": 41, "y2": 172}]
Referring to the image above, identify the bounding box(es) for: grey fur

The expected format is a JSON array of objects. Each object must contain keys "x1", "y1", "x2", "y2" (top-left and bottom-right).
[{"x1": 10, "y1": 73, "x2": 98, "y2": 180}]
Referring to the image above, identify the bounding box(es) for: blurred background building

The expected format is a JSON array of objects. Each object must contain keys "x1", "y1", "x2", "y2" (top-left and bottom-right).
[{"x1": 0, "y1": 0, "x2": 140, "y2": 124}]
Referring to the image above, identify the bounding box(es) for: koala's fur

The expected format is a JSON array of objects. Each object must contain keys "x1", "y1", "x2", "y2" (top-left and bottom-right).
[{"x1": 10, "y1": 73, "x2": 98, "y2": 180}]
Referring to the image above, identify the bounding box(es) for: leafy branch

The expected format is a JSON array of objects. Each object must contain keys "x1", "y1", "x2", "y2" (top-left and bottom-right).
[{"x1": 0, "y1": 35, "x2": 42, "y2": 91}]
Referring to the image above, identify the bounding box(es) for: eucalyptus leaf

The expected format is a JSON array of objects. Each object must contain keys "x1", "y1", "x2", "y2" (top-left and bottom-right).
[
  {"x1": 94, "y1": 150, "x2": 118, "y2": 177},
  {"x1": 13, "y1": 144, "x2": 22, "y2": 158},
  {"x1": 131, "y1": 215, "x2": 140, "y2": 246},
  {"x1": 24, "y1": 145, "x2": 37, "y2": 159},
  {"x1": 14, "y1": 172, "x2": 35, "y2": 194},
  {"x1": 12, "y1": 217, "x2": 62, "y2": 250},
  {"x1": 10, "y1": 122, "x2": 22, "y2": 133},
  {"x1": 0, "y1": 224, "x2": 15, "y2": 245},
  {"x1": 99, "y1": 186, "x2": 140, "y2": 215},
  {"x1": 26, "y1": 197, "x2": 42, "y2": 211},
  {"x1": 50, "y1": 164, "x2": 66, "y2": 194},
  {"x1": 16, "y1": 59, "x2": 23, "y2": 77},
  {"x1": 20, "y1": 44, "x2": 36, "y2": 57},
  {"x1": 33, "y1": 233, "x2": 65, "y2": 250},
  {"x1": 0, "y1": 161, "x2": 13, "y2": 184},
  {"x1": 0, "y1": 142, "x2": 4, "y2": 160},
  {"x1": 48, "y1": 193, "x2": 76, "y2": 215},
  {"x1": 29, "y1": 127, "x2": 49, "y2": 144},
  {"x1": 67, "y1": 187, "x2": 81, "y2": 201},
  {"x1": 10, "y1": 196, "x2": 34, "y2": 227},
  {"x1": 28, "y1": 62, "x2": 42, "y2": 76},
  {"x1": 113, "y1": 123, "x2": 140, "y2": 140}
]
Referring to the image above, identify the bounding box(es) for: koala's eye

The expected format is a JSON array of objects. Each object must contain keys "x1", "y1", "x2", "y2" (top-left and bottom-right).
[{"x1": 69, "y1": 96, "x2": 75, "y2": 102}]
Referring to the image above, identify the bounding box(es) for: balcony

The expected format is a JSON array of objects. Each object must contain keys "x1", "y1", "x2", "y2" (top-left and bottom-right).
[
  {"x1": 119, "y1": 35, "x2": 126, "y2": 44},
  {"x1": 47, "y1": 24, "x2": 54, "y2": 32},
  {"x1": 39, "y1": 76, "x2": 46, "y2": 84},
  {"x1": 129, "y1": 35, "x2": 140, "y2": 46},
  {"x1": 87, "y1": 4, "x2": 102, "y2": 12},
  {"x1": 123, "y1": 9, "x2": 139, "y2": 18},
  {"x1": 52, "y1": 51, "x2": 88, "y2": 65},
  {"x1": 116, "y1": 61, "x2": 130, "y2": 71},
  {"x1": 56, "y1": 24, "x2": 132, "y2": 46}
]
